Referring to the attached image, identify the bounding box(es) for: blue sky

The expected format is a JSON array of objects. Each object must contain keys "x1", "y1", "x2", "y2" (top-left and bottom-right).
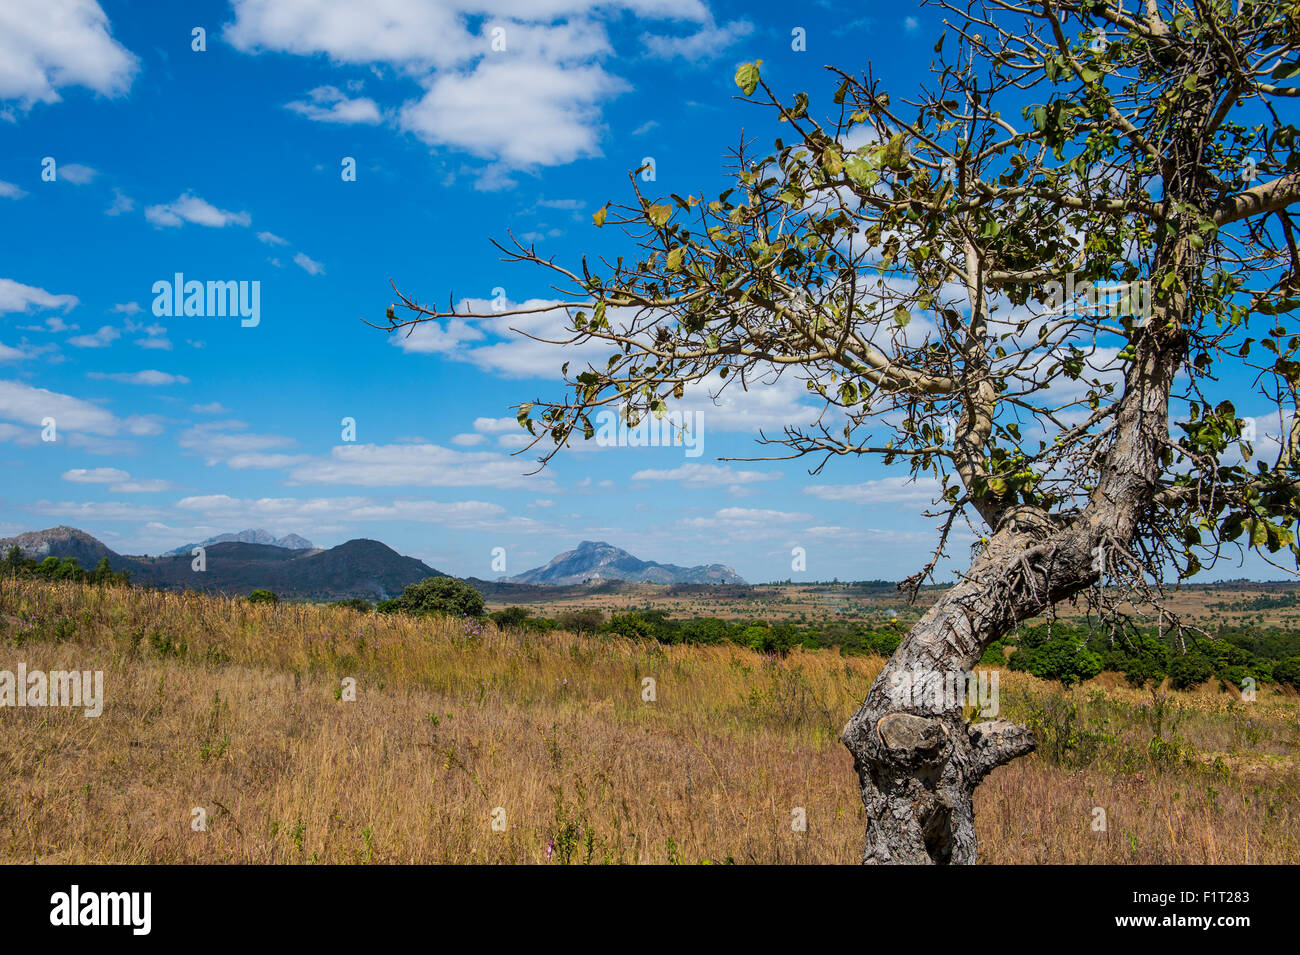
[{"x1": 0, "y1": 0, "x2": 1289, "y2": 583}]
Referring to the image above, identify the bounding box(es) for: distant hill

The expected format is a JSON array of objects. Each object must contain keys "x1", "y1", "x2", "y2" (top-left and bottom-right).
[
  {"x1": 506, "y1": 540, "x2": 746, "y2": 586},
  {"x1": 163, "y1": 529, "x2": 313, "y2": 556},
  {"x1": 0, "y1": 526, "x2": 123, "y2": 570},
  {"x1": 0, "y1": 527, "x2": 443, "y2": 601}
]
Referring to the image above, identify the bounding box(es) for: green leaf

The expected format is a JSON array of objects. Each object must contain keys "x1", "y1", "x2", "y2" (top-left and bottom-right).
[
  {"x1": 646, "y1": 204, "x2": 672, "y2": 228},
  {"x1": 734, "y1": 60, "x2": 762, "y2": 96},
  {"x1": 878, "y1": 133, "x2": 909, "y2": 170},
  {"x1": 844, "y1": 156, "x2": 878, "y2": 188},
  {"x1": 592, "y1": 204, "x2": 609, "y2": 227},
  {"x1": 666, "y1": 246, "x2": 685, "y2": 271},
  {"x1": 1272, "y1": 59, "x2": 1300, "y2": 81}
]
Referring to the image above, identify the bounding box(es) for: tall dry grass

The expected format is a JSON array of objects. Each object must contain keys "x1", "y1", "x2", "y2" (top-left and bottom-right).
[{"x1": 1, "y1": 578, "x2": 1297, "y2": 863}]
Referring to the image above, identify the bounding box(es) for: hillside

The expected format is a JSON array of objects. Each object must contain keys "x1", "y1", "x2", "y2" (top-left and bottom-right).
[{"x1": 0, "y1": 527, "x2": 443, "y2": 601}]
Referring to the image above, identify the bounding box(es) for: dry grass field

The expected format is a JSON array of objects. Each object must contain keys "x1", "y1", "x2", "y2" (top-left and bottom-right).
[{"x1": 2, "y1": 578, "x2": 1298, "y2": 864}]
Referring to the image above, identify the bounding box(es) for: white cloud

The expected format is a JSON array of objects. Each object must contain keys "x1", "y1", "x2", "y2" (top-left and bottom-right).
[
  {"x1": 57, "y1": 163, "x2": 97, "y2": 184},
  {"x1": 145, "y1": 192, "x2": 251, "y2": 229},
  {"x1": 287, "y1": 442, "x2": 555, "y2": 490},
  {"x1": 61, "y1": 467, "x2": 171, "y2": 492},
  {"x1": 62, "y1": 467, "x2": 128, "y2": 484},
  {"x1": 171, "y1": 493, "x2": 541, "y2": 533},
  {"x1": 451, "y1": 432, "x2": 486, "y2": 446},
  {"x1": 0, "y1": 0, "x2": 138, "y2": 108},
  {"x1": 0, "y1": 379, "x2": 162, "y2": 442},
  {"x1": 680, "y1": 507, "x2": 812, "y2": 530},
  {"x1": 293, "y1": 252, "x2": 325, "y2": 275},
  {"x1": 803, "y1": 475, "x2": 941, "y2": 506},
  {"x1": 225, "y1": 0, "x2": 712, "y2": 174},
  {"x1": 257, "y1": 231, "x2": 288, "y2": 246},
  {"x1": 67, "y1": 324, "x2": 120, "y2": 348},
  {"x1": 109, "y1": 478, "x2": 175, "y2": 493},
  {"x1": 473, "y1": 415, "x2": 520, "y2": 434},
  {"x1": 641, "y1": 19, "x2": 753, "y2": 61},
  {"x1": 104, "y1": 187, "x2": 133, "y2": 215},
  {"x1": 399, "y1": 57, "x2": 626, "y2": 167},
  {"x1": 111, "y1": 301, "x2": 141, "y2": 315},
  {"x1": 0, "y1": 278, "x2": 78, "y2": 314},
  {"x1": 0, "y1": 181, "x2": 28, "y2": 199},
  {"x1": 177, "y1": 421, "x2": 300, "y2": 468},
  {"x1": 190, "y1": 402, "x2": 228, "y2": 414},
  {"x1": 631, "y1": 462, "x2": 780, "y2": 487},
  {"x1": 286, "y1": 85, "x2": 382, "y2": 124},
  {"x1": 87, "y1": 369, "x2": 190, "y2": 386}
]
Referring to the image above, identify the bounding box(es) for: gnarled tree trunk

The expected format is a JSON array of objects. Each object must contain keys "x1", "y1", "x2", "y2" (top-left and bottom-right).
[{"x1": 843, "y1": 308, "x2": 1187, "y2": 864}]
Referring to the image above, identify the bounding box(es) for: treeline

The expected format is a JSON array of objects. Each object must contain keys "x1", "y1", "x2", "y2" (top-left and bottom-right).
[
  {"x1": 2, "y1": 547, "x2": 131, "y2": 586},
  {"x1": 486, "y1": 606, "x2": 905, "y2": 656},
  {"x1": 1002, "y1": 620, "x2": 1300, "y2": 690}
]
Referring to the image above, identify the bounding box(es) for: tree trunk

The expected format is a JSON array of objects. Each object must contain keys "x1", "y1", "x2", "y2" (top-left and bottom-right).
[
  {"x1": 840, "y1": 530, "x2": 1043, "y2": 864},
  {"x1": 842, "y1": 305, "x2": 1187, "y2": 863}
]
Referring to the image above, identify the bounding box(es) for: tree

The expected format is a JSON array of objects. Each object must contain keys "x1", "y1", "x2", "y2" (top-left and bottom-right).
[
  {"x1": 389, "y1": 577, "x2": 485, "y2": 618},
  {"x1": 248, "y1": 589, "x2": 279, "y2": 605},
  {"x1": 384, "y1": 1, "x2": 1300, "y2": 863}
]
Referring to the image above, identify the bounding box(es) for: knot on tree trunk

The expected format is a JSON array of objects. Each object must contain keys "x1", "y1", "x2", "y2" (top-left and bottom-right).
[
  {"x1": 968, "y1": 718, "x2": 1036, "y2": 783},
  {"x1": 876, "y1": 712, "x2": 949, "y2": 766}
]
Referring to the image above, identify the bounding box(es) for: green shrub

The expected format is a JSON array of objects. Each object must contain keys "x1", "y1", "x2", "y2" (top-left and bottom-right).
[
  {"x1": 248, "y1": 589, "x2": 279, "y2": 605},
  {"x1": 1272, "y1": 656, "x2": 1300, "y2": 688},
  {"x1": 329, "y1": 597, "x2": 373, "y2": 613},
  {"x1": 1167, "y1": 651, "x2": 1213, "y2": 689},
  {"x1": 389, "y1": 577, "x2": 484, "y2": 617}
]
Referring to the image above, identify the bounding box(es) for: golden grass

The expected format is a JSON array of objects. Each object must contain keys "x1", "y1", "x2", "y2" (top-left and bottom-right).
[{"x1": 1, "y1": 578, "x2": 1297, "y2": 864}]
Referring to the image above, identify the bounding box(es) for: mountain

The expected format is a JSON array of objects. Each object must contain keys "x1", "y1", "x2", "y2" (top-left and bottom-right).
[
  {"x1": 162, "y1": 529, "x2": 313, "y2": 556},
  {"x1": 506, "y1": 540, "x2": 746, "y2": 586},
  {"x1": 0, "y1": 526, "x2": 125, "y2": 570},
  {"x1": 0, "y1": 527, "x2": 442, "y2": 601}
]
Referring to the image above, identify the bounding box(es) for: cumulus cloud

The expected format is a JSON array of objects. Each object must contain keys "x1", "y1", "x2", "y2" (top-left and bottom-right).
[
  {"x1": 293, "y1": 252, "x2": 325, "y2": 275},
  {"x1": 287, "y1": 442, "x2": 555, "y2": 490},
  {"x1": 803, "y1": 475, "x2": 942, "y2": 506},
  {"x1": 0, "y1": 379, "x2": 163, "y2": 445},
  {"x1": 286, "y1": 85, "x2": 382, "y2": 124},
  {"x1": 0, "y1": 0, "x2": 138, "y2": 109},
  {"x1": 57, "y1": 163, "x2": 97, "y2": 184},
  {"x1": 224, "y1": 0, "x2": 710, "y2": 176},
  {"x1": 86, "y1": 369, "x2": 190, "y2": 386},
  {"x1": 0, "y1": 278, "x2": 78, "y2": 314},
  {"x1": 67, "y1": 325, "x2": 120, "y2": 348},
  {"x1": 641, "y1": 19, "x2": 753, "y2": 60},
  {"x1": 145, "y1": 192, "x2": 251, "y2": 229},
  {"x1": 177, "y1": 420, "x2": 302, "y2": 469},
  {"x1": 631, "y1": 462, "x2": 780, "y2": 487}
]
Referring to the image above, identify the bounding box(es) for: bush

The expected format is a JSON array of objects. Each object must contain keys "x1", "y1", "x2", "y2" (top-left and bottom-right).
[
  {"x1": 248, "y1": 589, "x2": 279, "y2": 604},
  {"x1": 1272, "y1": 656, "x2": 1300, "y2": 689},
  {"x1": 1008, "y1": 628, "x2": 1102, "y2": 687},
  {"x1": 389, "y1": 577, "x2": 484, "y2": 617},
  {"x1": 556, "y1": 609, "x2": 605, "y2": 635},
  {"x1": 329, "y1": 598, "x2": 373, "y2": 613},
  {"x1": 607, "y1": 611, "x2": 654, "y2": 640},
  {"x1": 490, "y1": 606, "x2": 533, "y2": 630},
  {"x1": 1167, "y1": 651, "x2": 1213, "y2": 689}
]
